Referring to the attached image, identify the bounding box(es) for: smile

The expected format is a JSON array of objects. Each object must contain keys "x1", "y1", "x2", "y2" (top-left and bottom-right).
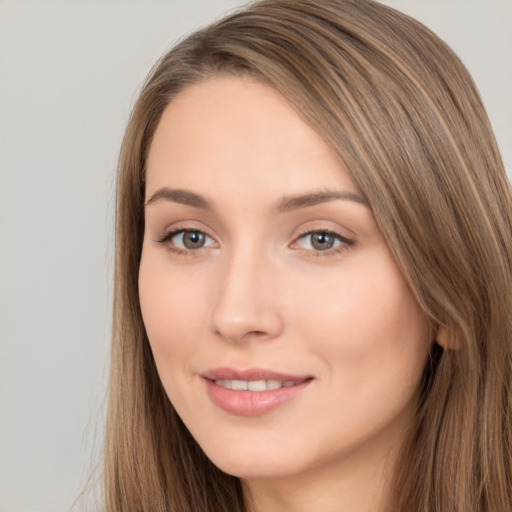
[
  {"x1": 202, "y1": 369, "x2": 313, "y2": 416},
  {"x1": 213, "y1": 379, "x2": 304, "y2": 391}
]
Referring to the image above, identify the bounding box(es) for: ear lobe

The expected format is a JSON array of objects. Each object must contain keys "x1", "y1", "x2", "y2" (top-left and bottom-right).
[{"x1": 436, "y1": 327, "x2": 460, "y2": 350}]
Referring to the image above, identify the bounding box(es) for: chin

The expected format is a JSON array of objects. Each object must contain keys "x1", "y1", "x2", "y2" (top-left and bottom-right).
[
  {"x1": 197, "y1": 437, "x2": 304, "y2": 480},
  {"x1": 212, "y1": 457, "x2": 298, "y2": 480}
]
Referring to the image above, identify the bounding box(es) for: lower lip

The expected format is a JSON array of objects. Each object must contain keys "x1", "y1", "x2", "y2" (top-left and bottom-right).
[{"x1": 204, "y1": 378, "x2": 312, "y2": 417}]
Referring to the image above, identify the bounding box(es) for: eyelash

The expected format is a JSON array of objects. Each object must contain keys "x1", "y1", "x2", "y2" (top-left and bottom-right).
[
  {"x1": 293, "y1": 229, "x2": 355, "y2": 258},
  {"x1": 155, "y1": 227, "x2": 355, "y2": 258},
  {"x1": 156, "y1": 227, "x2": 216, "y2": 257}
]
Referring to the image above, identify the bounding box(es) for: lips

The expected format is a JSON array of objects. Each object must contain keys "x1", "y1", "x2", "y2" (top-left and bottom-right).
[{"x1": 201, "y1": 367, "x2": 313, "y2": 416}]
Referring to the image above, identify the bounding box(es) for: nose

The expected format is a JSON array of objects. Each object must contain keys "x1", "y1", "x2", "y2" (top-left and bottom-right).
[{"x1": 209, "y1": 246, "x2": 284, "y2": 344}]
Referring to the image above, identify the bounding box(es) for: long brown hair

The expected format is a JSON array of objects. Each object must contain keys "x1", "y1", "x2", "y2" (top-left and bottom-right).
[{"x1": 105, "y1": 1, "x2": 512, "y2": 510}]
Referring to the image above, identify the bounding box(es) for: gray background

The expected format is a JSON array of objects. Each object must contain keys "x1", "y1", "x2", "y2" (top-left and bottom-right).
[{"x1": 1, "y1": 1, "x2": 510, "y2": 511}]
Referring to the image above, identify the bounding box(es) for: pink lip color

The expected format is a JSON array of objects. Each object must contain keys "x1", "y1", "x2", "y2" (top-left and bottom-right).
[{"x1": 202, "y1": 367, "x2": 313, "y2": 417}]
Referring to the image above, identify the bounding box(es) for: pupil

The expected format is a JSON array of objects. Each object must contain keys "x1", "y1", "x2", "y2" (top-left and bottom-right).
[
  {"x1": 311, "y1": 233, "x2": 334, "y2": 250},
  {"x1": 183, "y1": 231, "x2": 205, "y2": 249}
]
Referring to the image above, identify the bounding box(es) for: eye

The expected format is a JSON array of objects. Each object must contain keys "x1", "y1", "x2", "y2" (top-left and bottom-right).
[
  {"x1": 293, "y1": 230, "x2": 353, "y2": 253},
  {"x1": 158, "y1": 229, "x2": 216, "y2": 251}
]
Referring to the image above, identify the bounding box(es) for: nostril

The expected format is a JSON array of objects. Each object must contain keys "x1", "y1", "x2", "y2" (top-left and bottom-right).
[
  {"x1": 219, "y1": 329, "x2": 273, "y2": 344},
  {"x1": 246, "y1": 330, "x2": 270, "y2": 339}
]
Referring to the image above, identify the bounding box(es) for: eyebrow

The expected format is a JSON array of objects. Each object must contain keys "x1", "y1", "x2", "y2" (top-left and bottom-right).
[
  {"x1": 145, "y1": 187, "x2": 212, "y2": 209},
  {"x1": 275, "y1": 190, "x2": 367, "y2": 212},
  {"x1": 145, "y1": 187, "x2": 367, "y2": 211}
]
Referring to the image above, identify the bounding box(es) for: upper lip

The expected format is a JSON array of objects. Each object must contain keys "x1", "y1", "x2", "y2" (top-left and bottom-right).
[{"x1": 201, "y1": 367, "x2": 313, "y2": 382}]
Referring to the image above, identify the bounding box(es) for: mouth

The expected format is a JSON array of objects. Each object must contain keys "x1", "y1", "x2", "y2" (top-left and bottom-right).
[
  {"x1": 212, "y1": 378, "x2": 309, "y2": 391},
  {"x1": 201, "y1": 367, "x2": 313, "y2": 416}
]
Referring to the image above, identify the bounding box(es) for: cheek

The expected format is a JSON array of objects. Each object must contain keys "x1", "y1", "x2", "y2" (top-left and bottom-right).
[
  {"x1": 138, "y1": 252, "x2": 205, "y2": 369},
  {"x1": 287, "y1": 257, "x2": 431, "y2": 452},
  {"x1": 289, "y1": 253, "x2": 430, "y2": 383}
]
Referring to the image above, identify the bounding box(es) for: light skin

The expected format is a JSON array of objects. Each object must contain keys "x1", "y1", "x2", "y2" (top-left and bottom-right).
[{"x1": 139, "y1": 76, "x2": 432, "y2": 512}]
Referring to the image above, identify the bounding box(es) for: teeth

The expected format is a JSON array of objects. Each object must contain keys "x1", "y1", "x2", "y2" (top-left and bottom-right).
[
  {"x1": 231, "y1": 380, "x2": 248, "y2": 390},
  {"x1": 215, "y1": 379, "x2": 232, "y2": 389},
  {"x1": 248, "y1": 380, "x2": 267, "y2": 391},
  {"x1": 266, "y1": 379, "x2": 282, "y2": 390},
  {"x1": 214, "y1": 379, "x2": 302, "y2": 391}
]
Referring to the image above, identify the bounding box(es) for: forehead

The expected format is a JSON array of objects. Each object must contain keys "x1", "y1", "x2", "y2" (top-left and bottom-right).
[{"x1": 145, "y1": 76, "x2": 359, "y2": 202}]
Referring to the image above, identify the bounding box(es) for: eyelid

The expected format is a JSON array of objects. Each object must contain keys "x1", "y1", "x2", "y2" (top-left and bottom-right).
[
  {"x1": 290, "y1": 227, "x2": 355, "y2": 256},
  {"x1": 156, "y1": 228, "x2": 214, "y2": 244},
  {"x1": 153, "y1": 222, "x2": 354, "y2": 257},
  {"x1": 155, "y1": 224, "x2": 219, "y2": 254}
]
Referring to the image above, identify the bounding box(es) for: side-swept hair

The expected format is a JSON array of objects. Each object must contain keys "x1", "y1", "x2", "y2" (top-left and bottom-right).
[{"x1": 106, "y1": 1, "x2": 512, "y2": 510}]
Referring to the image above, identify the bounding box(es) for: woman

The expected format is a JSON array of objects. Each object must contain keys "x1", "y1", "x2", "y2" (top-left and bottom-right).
[{"x1": 105, "y1": 0, "x2": 512, "y2": 510}]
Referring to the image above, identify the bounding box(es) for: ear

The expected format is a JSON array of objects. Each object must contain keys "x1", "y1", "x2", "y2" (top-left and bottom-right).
[{"x1": 435, "y1": 326, "x2": 460, "y2": 350}]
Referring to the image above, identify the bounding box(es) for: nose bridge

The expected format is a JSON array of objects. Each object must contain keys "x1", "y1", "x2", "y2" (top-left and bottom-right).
[{"x1": 210, "y1": 240, "x2": 282, "y2": 343}]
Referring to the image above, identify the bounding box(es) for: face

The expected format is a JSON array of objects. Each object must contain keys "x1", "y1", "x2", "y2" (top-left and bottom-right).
[{"x1": 139, "y1": 76, "x2": 431, "y2": 485}]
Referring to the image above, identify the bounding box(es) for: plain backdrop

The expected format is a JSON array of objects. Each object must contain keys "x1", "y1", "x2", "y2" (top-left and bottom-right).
[{"x1": 1, "y1": 1, "x2": 510, "y2": 511}]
